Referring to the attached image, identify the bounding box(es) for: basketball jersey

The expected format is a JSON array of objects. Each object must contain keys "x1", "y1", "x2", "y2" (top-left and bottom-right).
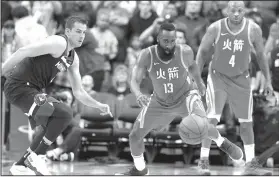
[
  {"x1": 271, "y1": 47, "x2": 279, "y2": 92},
  {"x1": 147, "y1": 45, "x2": 194, "y2": 107},
  {"x1": 9, "y1": 34, "x2": 75, "y2": 90},
  {"x1": 212, "y1": 18, "x2": 252, "y2": 77}
]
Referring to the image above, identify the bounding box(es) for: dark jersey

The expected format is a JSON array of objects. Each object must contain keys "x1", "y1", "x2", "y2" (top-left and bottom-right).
[
  {"x1": 8, "y1": 34, "x2": 75, "y2": 90},
  {"x1": 271, "y1": 47, "x2": 279, "y2": 92}
]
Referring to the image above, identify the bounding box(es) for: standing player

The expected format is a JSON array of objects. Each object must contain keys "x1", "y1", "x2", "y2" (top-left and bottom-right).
[
  {"x1": 116, "y1": 23, "x2": 243, "y2": 176},
  {"x1": 1, "y1": 16, "x2": 112, "y2": 175},
  {"x1": 196, "y1": 1, "x2": 273, "y2": 175}
]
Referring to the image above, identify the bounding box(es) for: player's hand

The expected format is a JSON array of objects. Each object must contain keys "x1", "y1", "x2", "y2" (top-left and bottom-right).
[
  {"x1": 136, "y1": 94, "x2": 150, "y2": 107},
  {"x1": 264, "y1": 81, "x2": 274, "y2": 97},
  {"x1": 196, "y1": 82, "x2": 206, "y2": 96},
  {"x1": 98, "y1": 103, "x2": 113, "y2": 117}
]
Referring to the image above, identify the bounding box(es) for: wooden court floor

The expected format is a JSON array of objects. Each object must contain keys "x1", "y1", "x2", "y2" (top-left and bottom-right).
[{"x1": 2, "y1": 152, "x2": 279, "y2": 176}]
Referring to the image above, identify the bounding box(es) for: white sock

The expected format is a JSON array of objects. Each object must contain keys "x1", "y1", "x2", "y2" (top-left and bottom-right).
[
  {"x1": 244, "y1": 144, "x2": 255, "y2": 163},
  {"x1": 132, "y1": 154, "x2": 146, "y2": 171},
  {"x1": 213, "y1": 133, "x2": 225, "y2": 147},
  {"x1": 200, "y1": 147, "x2": 210, "y2": 159}
]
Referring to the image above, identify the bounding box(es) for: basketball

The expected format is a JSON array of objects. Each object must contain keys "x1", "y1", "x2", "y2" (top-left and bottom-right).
[{"x1": 178, "y1": 114, "x2": 208, "y2": 145}]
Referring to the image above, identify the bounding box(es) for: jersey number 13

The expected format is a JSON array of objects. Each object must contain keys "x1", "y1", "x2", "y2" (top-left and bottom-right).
[{"x1": 163, "y1": 83, "x2": 174, "y2": 93}]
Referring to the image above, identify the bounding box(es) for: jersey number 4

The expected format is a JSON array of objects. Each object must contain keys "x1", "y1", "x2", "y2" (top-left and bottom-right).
[
  {"x1": 229, "y1": 55, "x2": 235, "y2": 67},
  {"x1": 163, "y1": 83, "x2": 174, "y2": 93}
]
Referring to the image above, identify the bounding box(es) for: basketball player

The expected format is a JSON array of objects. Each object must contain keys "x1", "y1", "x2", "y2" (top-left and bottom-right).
[
  {"x1": 196, "y1": 1, "x2": 273, "y2": 175},
  {"x1": 1, "y1": 16, "x2": 112, "y2": 175},
  {"x1": 116, "y1": 22, "x2": 243, "y2": 176}
]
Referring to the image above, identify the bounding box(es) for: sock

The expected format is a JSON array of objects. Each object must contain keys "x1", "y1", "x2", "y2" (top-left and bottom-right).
[
  {"x1": 257, "y1": 143, "x2": 279, "y2": 165},
  {"x1": 34, "y1": 136, "x2": 53, "y2": 155},
  {"x1": 200, "y1": 147, "x2": 210, "y2": 159},
  {"x1": 132, "y1": 153, "x2": 146, "y2": 171},
  {"x1": 214, "y1": 133, "x2": 225, "y2": 147},
  {"x1": 15, "y1": 148, "x2": 33, "y2": 166},
  {"x1": 244, "y1": 144, "x2": 255, "y2": 163}
]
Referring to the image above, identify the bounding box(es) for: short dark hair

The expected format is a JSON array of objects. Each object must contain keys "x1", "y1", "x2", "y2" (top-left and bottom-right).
[
  {"x1": 158, "y1": 22, "x2": 176, "y2": 35},
  {"x1": 12, "y1": 6, "x2": 29, "y2": 19},
  {"x1": 65, "y1": 16, "x2": 88, "y2": 30}
]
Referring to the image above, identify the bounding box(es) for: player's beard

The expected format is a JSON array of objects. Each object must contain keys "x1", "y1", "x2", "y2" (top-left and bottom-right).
[{"x1": 157, "y1": 44, "x2": 175, "y2": 61}]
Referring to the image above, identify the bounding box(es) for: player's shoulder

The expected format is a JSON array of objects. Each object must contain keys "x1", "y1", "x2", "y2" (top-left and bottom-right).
[
  {"x1": 248, "y1": 19, "x2": 261, "y2": 32},
  {"x1": 208, "y1": 19, "x2": 222, "y2": 31},
  {"x1": 179, "y1": 44, "x2": 193, "y2": 54},
  {"x1": 137, "y1": 47, "x2": 152, "y2": 65},
  {"x1": 46, "y1": 35, "x2": 67, "y2": 48}
]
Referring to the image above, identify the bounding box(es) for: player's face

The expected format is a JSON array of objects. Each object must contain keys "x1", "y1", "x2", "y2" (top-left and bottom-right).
[
  {"x1": 67, "y1": 22, "x2": 87, "y2": 48},
  {"x1": 158, "y1": 30, "x2": 176, "y2": 55},
  {"x1": 227, "y1": 5, "x2": 245, "y2": 25}
]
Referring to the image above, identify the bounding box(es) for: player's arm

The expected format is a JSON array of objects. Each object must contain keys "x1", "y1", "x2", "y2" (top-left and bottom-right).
[
  {"x1": 250, "y1": 22, "x2": 272, "y2": 85},
  {"x1": 196, "y1": 22, "x2": 218, "y2": 73},
  {"x1": 2, "y1": 35, "x2": 67, "y2": 76},
  {"x1": 181, "y1": 45, "x2": 206, "y2": 95},
  {"x1": 265, "y1": 22, "x2": 279, "y2": 66},
  {"x1": 67, "y1": 52, "x2": 106, "y2": 110},
  {"x1": 130, "y1": 49, "x2": 150, "y2": 98}
]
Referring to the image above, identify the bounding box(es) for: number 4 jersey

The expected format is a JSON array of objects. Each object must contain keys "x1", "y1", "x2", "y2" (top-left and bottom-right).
[
  {"x1": 212, "y1": 17, "x2": 252, "y2": 77},
  {"x1": 146, "y1": 44, "x2": 195, "y2": 107}
]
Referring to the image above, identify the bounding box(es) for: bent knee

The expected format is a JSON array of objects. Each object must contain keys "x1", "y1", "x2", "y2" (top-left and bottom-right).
[{"x1": 52, "y1": 103, "x2": 73, "y2": 120}]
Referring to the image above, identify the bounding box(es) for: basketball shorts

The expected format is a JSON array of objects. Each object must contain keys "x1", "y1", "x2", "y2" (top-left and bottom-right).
[
  {"x1": 206, "y1": 68, "x2": 253, "y2": 122},
  {"x1": 137, "y1": 90, "x2": 206, "y2": 131},
  {"x1": 4, "y1": 78, "x2": 59, "y2": 129}
]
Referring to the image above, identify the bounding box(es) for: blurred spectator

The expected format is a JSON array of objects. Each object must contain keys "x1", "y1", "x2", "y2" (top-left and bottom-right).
[
  {"x1": 45, "y1": 89, "x2": 81, "y2": 162},
  {"x1": 103, "y1": 1, "x2": 130, "y2": 66},
  {"x1": 172, "y1": 1, "x2": 186, "y2": 16},
  {"x1": 175, "y1": 1, "x2": 207, "y2": 49},
  {"x1": 175, "y1": 28, "x2": 188, "y2": 45},
  {"x1": 126, "y1": 1, "x2": 158, "y2": 42},
  {"x1": 91, "y1": 8, "x2": 118, "y2": 62},
  {"x1": 81, "y1": 75, "x2": 96, "y2": 96},
  {"x1": 151, "y1": 1, "x2": 169, "y2": 17},
  {"x1": 1, "y1": 1, "x2": 13, "y2": 28},
  {"x1": 1, "y1": 20, "x2": 23, "y2": 63},
  {"x1": 32, "y1": 1, "x2": 63, "y2": 35},
  {"x1": 265, "y1": 16, "x2": 279, "y2": 58},
  {"x1": 11, "y1": 5, "x2": 48, "y2": 47},
  {"x1": 246, "y1": 1, "x2": 279, "y2": 28},
  {"x1": 61, "y1": 1, "x2": 96, "y2": 28},
  {"x1": 108, "y1": 64, "x2": 131, "y2": 101},
  {"x1": 126, "y1": 34, "x2": 143, "y2": 73}
]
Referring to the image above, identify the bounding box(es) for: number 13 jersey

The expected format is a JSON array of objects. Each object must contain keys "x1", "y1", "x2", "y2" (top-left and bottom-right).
[
  {"x1": 147, "y1": 45, "x2": 194, "y2": 107},
  {"x1": 212, "y1": 17, "x2": 252, "y2": 77}
]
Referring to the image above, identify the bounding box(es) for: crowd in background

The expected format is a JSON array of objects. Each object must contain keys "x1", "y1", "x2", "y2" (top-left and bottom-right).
[{"x1": 1, "y1": 1, "x2": 279, "y2": 165}]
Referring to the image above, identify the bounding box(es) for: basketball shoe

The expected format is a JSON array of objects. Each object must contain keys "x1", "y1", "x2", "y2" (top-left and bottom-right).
[
  {"x1": 219, "y1": 138, "x2": 243, "y2": 160},
  {"x1": 241, "y1": 158, "x2": 273, "y2": 176},
  {"x1": 197, "y1": 159, "x2": 211, "y2": 175},
  {"x1": 115, "y1": 166, "x2": 149, "y2": 175},
  {"x1": 9, "y1": 163, "x2": 36, "y2": 175},
  {"x1": 24, "y1": 152, "x2": 51, "y2": 175}
]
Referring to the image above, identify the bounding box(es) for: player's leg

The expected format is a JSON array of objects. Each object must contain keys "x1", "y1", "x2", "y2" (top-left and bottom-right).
[
  {"x1": 197, "y1": 71, "x2": 228, "y2": 175},
  {"x1": 228, "y1": 82, "x2": 272, "y2": 175},
  {"x1": 187, "y1": 91, "x2": 243, "y2": 169},
  {"x1": 116, "y1": 99, "x2": 176, "y2": 175}
]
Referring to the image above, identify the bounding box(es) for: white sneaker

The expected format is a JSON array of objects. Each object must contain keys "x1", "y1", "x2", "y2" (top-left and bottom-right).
[
  {"x1": 24, "y1": 152, "x2": 51, "y2": 175},
  {"x1": 9, "y1": 163, "x2": 36, "y2": 175}
]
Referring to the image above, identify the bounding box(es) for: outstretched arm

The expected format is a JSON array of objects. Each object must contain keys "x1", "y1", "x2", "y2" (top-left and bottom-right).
[
  {"x1": 250, "y1": 22, "x2": 272, "y2": 86},
  {"x1": 130, "y1": 48, "x2": 150, "y2": 98},
  {"x1": 2, "y1": 35, "x2": 67, "y2": 76},
  {"x1": 196, "y1": 22, "x2": 218, "y2": 74},
  {"x1": 181, "y1": 44, "x2": 206, "y2": 95},
  {"x1": 68, "y1": 52, "x2": 111, "y2": 116}
]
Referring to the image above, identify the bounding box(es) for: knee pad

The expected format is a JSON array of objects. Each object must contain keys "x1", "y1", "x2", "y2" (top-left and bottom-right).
[{"x1": 27, "y1": 94, "x2": 60, "y2": 129}]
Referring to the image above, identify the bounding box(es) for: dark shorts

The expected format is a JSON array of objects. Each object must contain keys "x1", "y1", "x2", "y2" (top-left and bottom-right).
[{"x1": 4, "y1": 78, "x2": 58, "y2": 129}]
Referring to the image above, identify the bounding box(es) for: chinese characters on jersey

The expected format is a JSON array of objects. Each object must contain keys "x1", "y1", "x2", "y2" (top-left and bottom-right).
[
  {"x1": 223, "y1": 38, "x2": 244, "y2": 52},
  {"x1": 156, "y1": 67, "x2": 179, "y2": 81}
]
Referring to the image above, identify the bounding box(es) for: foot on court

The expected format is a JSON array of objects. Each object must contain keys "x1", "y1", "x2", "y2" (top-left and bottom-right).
[
  {"x1": 219, "y1": 138, "x2": 243, "y2": 160},
  {"x1": 24, "y1": 152, "x2": 51, "y2": 175},
  {"x1": 241, "y1": 158, "x2": 273, "y2": 176},
  {"x1": 115, "y1": 166, "x2": 149, "y2": 176},
  {"x1": 9, "y1": 163, "x2": 36, "y2": 175},
  {"x1": 197, "y1": 159, "x2": 211, "y2": 175}
]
